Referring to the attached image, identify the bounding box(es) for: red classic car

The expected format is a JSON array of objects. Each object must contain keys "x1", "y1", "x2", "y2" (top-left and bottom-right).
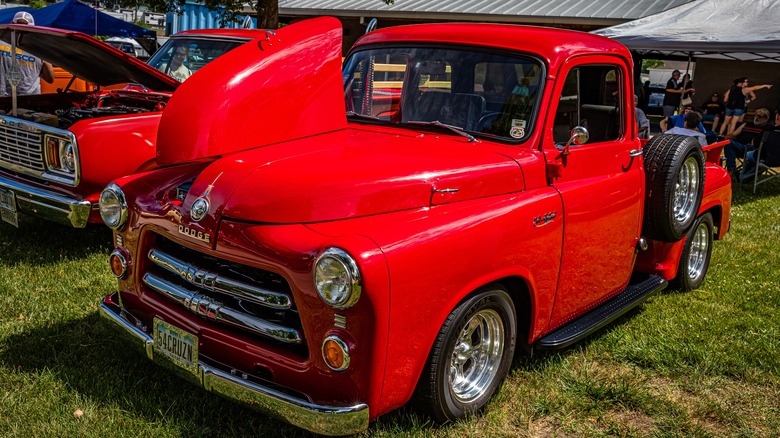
[
  {"x1": 98, "y1": 17, "x2": 731, "y2": 435},
  {"x1": 0, "y1": 25, "x2": 263, "y2": 228}
]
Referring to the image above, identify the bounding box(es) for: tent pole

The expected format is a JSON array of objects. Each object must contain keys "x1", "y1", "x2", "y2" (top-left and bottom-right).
[{"x1": 679, "y1": 52, "x2": 693, "y2": 113}]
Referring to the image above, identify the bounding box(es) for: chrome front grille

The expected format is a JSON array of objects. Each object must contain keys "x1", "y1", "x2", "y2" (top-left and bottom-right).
[
  {"x1": 0, "y1": 115, "x2": 80, "y2": 186},
  {"x1": 0, "y1": 122, "x2": 44, "y2": 171},
  {"x1": 145, "y1": 235, "x2": 305, "y2": 353}
]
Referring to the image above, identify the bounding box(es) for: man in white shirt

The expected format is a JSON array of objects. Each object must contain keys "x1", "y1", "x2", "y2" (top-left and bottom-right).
[
  {"x1": 0, "y1": 11, "x2": 55, "y2": 96},
  {"x1": 665, "y1": 111, "x2": 707, "y2": 147}
]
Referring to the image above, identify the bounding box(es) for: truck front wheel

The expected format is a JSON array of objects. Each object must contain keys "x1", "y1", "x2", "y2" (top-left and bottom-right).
[
  {"x1": 643, "y1": 134, "x2": 705, "y2": 242},
  {"x1": 672, "y1": 212, "x2": 714, "y2": 291},
  {"x1": 415, "y1": 285, "x2": 517, "y2": 422}
]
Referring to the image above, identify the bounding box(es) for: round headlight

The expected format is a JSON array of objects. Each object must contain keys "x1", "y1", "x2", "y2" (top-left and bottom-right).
[
  {"x1": 99, "y1": 183, "x2": 128, "y2": 230},
  {"x1": 314, "y1": 248, "x2": 361, "y2": 309},
  {"x1": 62, "y1": 143, "x2": 75, "y2": 172}
]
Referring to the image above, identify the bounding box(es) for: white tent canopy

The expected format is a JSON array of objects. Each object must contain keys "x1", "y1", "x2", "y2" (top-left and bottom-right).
[{"x1": 592, "y1": 0, "x2": 780, "y2": 62}]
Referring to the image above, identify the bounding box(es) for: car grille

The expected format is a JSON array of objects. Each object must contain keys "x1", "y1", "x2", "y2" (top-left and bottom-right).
[
  {"x1": 143, "y1": 234, "x2": 306, "y2": 356},
  {"x1": 0, "y1": 121, "x2": 45, "y2": 172}
]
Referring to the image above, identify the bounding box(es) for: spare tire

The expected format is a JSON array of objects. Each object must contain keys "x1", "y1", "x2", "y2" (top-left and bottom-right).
[{"x1": 642, "y1": 134, "x2": 705, "y2": 242}]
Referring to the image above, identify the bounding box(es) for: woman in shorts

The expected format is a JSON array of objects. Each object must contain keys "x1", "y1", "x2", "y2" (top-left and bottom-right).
[{"x1": 720, "y1": 77, "x2": 773, "y2": 136}]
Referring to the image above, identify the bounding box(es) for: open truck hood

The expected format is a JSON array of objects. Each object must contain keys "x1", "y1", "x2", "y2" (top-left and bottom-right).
[
  {"x1": 155, "y1": 16, "x2": 346, "y2": 165},
  {"x1": 0, "y1": 24, "x2": 178, "y2": 92}
]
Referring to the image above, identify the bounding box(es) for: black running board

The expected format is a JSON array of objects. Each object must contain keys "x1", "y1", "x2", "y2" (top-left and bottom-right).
[{"x1": 536, "y1": 274, "x2": 667, "y2": 349}]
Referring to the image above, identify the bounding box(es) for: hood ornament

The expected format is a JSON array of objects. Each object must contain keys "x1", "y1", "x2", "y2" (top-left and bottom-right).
[{"x1": 190, "y1": 197, "x2": 209, "y2": 222}]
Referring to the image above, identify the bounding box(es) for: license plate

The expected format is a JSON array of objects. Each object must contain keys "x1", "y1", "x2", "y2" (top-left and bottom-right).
[
  {"x1": 0, "y1": 188, "x2": 18, "y2": 227},
  {"x1": 153, "y1": 318, "x2": 198, "y2": 374}
]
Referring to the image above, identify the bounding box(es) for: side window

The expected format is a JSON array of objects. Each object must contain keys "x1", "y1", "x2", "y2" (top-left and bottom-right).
[{"x1": 553, "y1": 65, "x2": 623, "y2": 144}]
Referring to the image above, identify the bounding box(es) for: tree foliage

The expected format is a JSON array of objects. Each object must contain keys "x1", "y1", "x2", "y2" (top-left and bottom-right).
[
  {"x1": 641, "y1": 59, "x2": 665, "y2": 73},
  {"x1": 97, "y1": 0, "x2": 393, "y2": 30}
]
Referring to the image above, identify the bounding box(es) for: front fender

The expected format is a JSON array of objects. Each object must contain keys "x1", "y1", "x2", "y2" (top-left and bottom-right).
[
  {"x1": 74, "y1": 112, "x2": 162, "y2": 200},
  {"x1": 308, "y1": 187, "x2": 564, "y2": 415}
]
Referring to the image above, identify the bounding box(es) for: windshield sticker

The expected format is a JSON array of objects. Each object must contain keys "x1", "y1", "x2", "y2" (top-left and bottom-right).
[
  {"x1": 511, "y1": 119, "x2": 527, "y2": 129},
  {"x1": 510, "y1": 127, "x2": 525, "y2": 139}
]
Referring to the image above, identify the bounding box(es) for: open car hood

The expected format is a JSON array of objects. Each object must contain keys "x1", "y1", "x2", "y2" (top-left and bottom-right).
[
  {"x1": 155, "y1": 17, "x2": 346, "y2": 165},
  {"x1": 0, "y1": 24, "x2": 178, "y2": 92}
]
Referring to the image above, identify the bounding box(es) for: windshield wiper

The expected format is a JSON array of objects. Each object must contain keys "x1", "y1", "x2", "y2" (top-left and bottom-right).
[
  {"x1": 407, "y1": 120, "x2": 478, "y2": 143},
  {"x1": 346, "y1": 111, "x2": 382, "y2": 122}
]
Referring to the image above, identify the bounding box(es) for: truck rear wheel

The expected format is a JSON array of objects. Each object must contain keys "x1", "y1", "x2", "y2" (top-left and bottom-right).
[
  {"x1": 415, "y1": 285, "x2": 516, "y2": 422},
  {"x1": 672, "y1": 212, "x2": 714, "y2": 291},
  {"x1": 642, "y1": 134, "x2": 705, "y2": 242}
]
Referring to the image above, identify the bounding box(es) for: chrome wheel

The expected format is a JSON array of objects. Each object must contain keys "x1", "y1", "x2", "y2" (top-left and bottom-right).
[
  {"x1": 673, "y1": 156, "x2": 700, "y2": 225},
  {"x1": 686, "y1": 220, "x2": 710, "y2": 280},
  {"x1": 448, "y1": 309, "x2": 505, "y2": 403},
  {"x1": 672, "y1": 213, "x2": 713, "y2": 292}
]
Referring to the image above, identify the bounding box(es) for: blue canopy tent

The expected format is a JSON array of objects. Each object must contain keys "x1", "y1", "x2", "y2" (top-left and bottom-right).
[{"x1": 0, "y1": 0, "x2": 156, "y2": 39}]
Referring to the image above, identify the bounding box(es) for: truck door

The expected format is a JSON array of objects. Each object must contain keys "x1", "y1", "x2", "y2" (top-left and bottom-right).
[{"x1": 543, "y1": 56, "x2": 644, "y2": 329}]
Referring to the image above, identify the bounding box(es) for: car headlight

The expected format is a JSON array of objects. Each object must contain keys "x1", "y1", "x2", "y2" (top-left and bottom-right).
[
  {"x1": 45, "y1": 135, "x2": 77, "y2": 174},
  {"x1": 99, "y1": 183, "x2": 128, "y2": 230},
  {"x1": 314, "y1": 248, "x2": 361, "y2": 309},
  {"x1": 62, "y1": 143, "x2": 75, "y2": 172}
]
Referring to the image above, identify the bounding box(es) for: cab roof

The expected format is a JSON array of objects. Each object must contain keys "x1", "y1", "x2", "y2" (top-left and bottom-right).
[{"x1": 351, "y1": 23, "x2": 631, "y2": 71}]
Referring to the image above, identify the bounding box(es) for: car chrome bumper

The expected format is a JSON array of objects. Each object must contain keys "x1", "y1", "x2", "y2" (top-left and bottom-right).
[
  {"x1": 0, "y1": 173, "x2": 91, "y2": 227},
  {"x1": 99, "y1": 292, "x2": 370, "y2": 436}
]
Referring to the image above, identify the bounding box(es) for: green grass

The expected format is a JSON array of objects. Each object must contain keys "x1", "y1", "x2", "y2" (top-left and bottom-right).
[{"x1": 1, "y1": 179, "x2": 779, "y2": 437}]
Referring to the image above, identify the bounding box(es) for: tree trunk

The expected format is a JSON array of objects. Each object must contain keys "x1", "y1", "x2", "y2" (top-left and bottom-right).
[{"x1": 256, "y1": 0, "x2": 279, "y2": 29}]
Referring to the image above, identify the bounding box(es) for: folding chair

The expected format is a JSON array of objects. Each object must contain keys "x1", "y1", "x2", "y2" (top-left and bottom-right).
[{"x1": 750, "y1": 130, "x2": 780, "y2": 193}]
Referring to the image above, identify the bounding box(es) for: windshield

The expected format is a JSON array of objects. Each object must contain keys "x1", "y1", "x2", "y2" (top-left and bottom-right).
[
  {"x1": 343, "y1": 47, "x2": 543, "y2": 141},
  {"x1": 148, "y1": 37, "x2": 246, "y2": 82}
]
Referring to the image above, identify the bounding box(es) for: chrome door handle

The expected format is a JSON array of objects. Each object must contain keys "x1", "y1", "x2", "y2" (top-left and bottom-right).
[{"x1": 629, "y1": 149, "x2": 643, "y2": 157}]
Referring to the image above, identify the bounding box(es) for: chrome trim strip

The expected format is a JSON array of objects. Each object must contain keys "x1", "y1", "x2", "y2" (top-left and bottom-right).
[
  {"x1": 100, "y1": 294, "x2": 369, "y2": 436},
  {"x1": 0, "y1": 172, "x2": 91, "y2": 227},
  {"x1": 148, "y1": 249, "x2": 292, "y2": 310},
  {"x1": 142, "y1": 273, "x2": 302, "y2": 344}
]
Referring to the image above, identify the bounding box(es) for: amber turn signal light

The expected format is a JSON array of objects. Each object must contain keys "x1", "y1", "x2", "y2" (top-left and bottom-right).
[
  {"x1": 322, "y1": 336, "x2": 350, "y2": 371},
  {"x1": 46, "y1": 137, "x2": 60, "y2": 168},
  {"x1": 109, "y1": 249, "x2": 127, "y2": 278}
]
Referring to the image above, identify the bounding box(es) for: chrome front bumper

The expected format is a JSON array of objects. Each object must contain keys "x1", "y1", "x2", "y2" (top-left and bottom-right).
[
  {"x1": 0, "y1": 173, "x2": 91, "y2": 227},
  {"x1": 99, "y1": 293, "x2": 369, "y2": 436}
]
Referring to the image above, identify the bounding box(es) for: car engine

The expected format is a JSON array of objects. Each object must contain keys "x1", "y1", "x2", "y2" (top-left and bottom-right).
[{"x1": 0, "y1": 89, "x2": 169, "y2": 129}]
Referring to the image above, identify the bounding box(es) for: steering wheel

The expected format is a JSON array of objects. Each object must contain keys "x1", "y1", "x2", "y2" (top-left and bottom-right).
[{"x1": 476, "y1": 112, "x2": 501, "y2": 132}]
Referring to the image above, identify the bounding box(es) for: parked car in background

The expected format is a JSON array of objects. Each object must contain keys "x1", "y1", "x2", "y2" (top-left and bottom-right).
[
  {"x1": 0, "y1": 25, "x2": 260, "y2": 228},
  {"x1": 105, "y1": 37, "x2": 150, "y2": 60},
  {"x1": 97, "y1": 17, "x2": 731, "y2": 435},
  {"x1": 147, "y1": 30, "x2": 256, "y2": 82}
]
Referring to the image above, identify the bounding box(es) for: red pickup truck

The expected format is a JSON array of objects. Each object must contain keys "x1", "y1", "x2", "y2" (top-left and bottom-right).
[
  {"x1": 98, "y1": 17, "x2": 731, "y2": 435},
  {"x1": 0, "y1": 25, "x2": 261, "y2": 228}
]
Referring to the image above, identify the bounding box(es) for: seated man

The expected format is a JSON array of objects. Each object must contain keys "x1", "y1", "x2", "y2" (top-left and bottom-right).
[
  {"x1": 740, "y1": 109, "x2": 780, "y2": 182},
  {"x1": 635, "y1": 95, "x2": 649, "y2": 139},
  {"x1": 158, "y1": 46, "x2": 192, "y2": 82},
  {"x1": 665, "y1": 111, "x2": 707, "y2": 147},
  {"x1": 660, "y1": 105, "x2": 706, "y2": 133},
  {"x1": 700, "y1": 92, "x2": 725, "y2": 132},
  {"x1": 723, "y1": 107, "x2": 773, "y2": 179}
]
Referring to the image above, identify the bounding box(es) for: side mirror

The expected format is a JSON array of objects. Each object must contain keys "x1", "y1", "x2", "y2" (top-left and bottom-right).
[
  {"x1": 561, "y1": 126, "x2": 589, "y2": 155},
  {"x1": 365, "y1": 18, "x2": 378, "y2": 34}
]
